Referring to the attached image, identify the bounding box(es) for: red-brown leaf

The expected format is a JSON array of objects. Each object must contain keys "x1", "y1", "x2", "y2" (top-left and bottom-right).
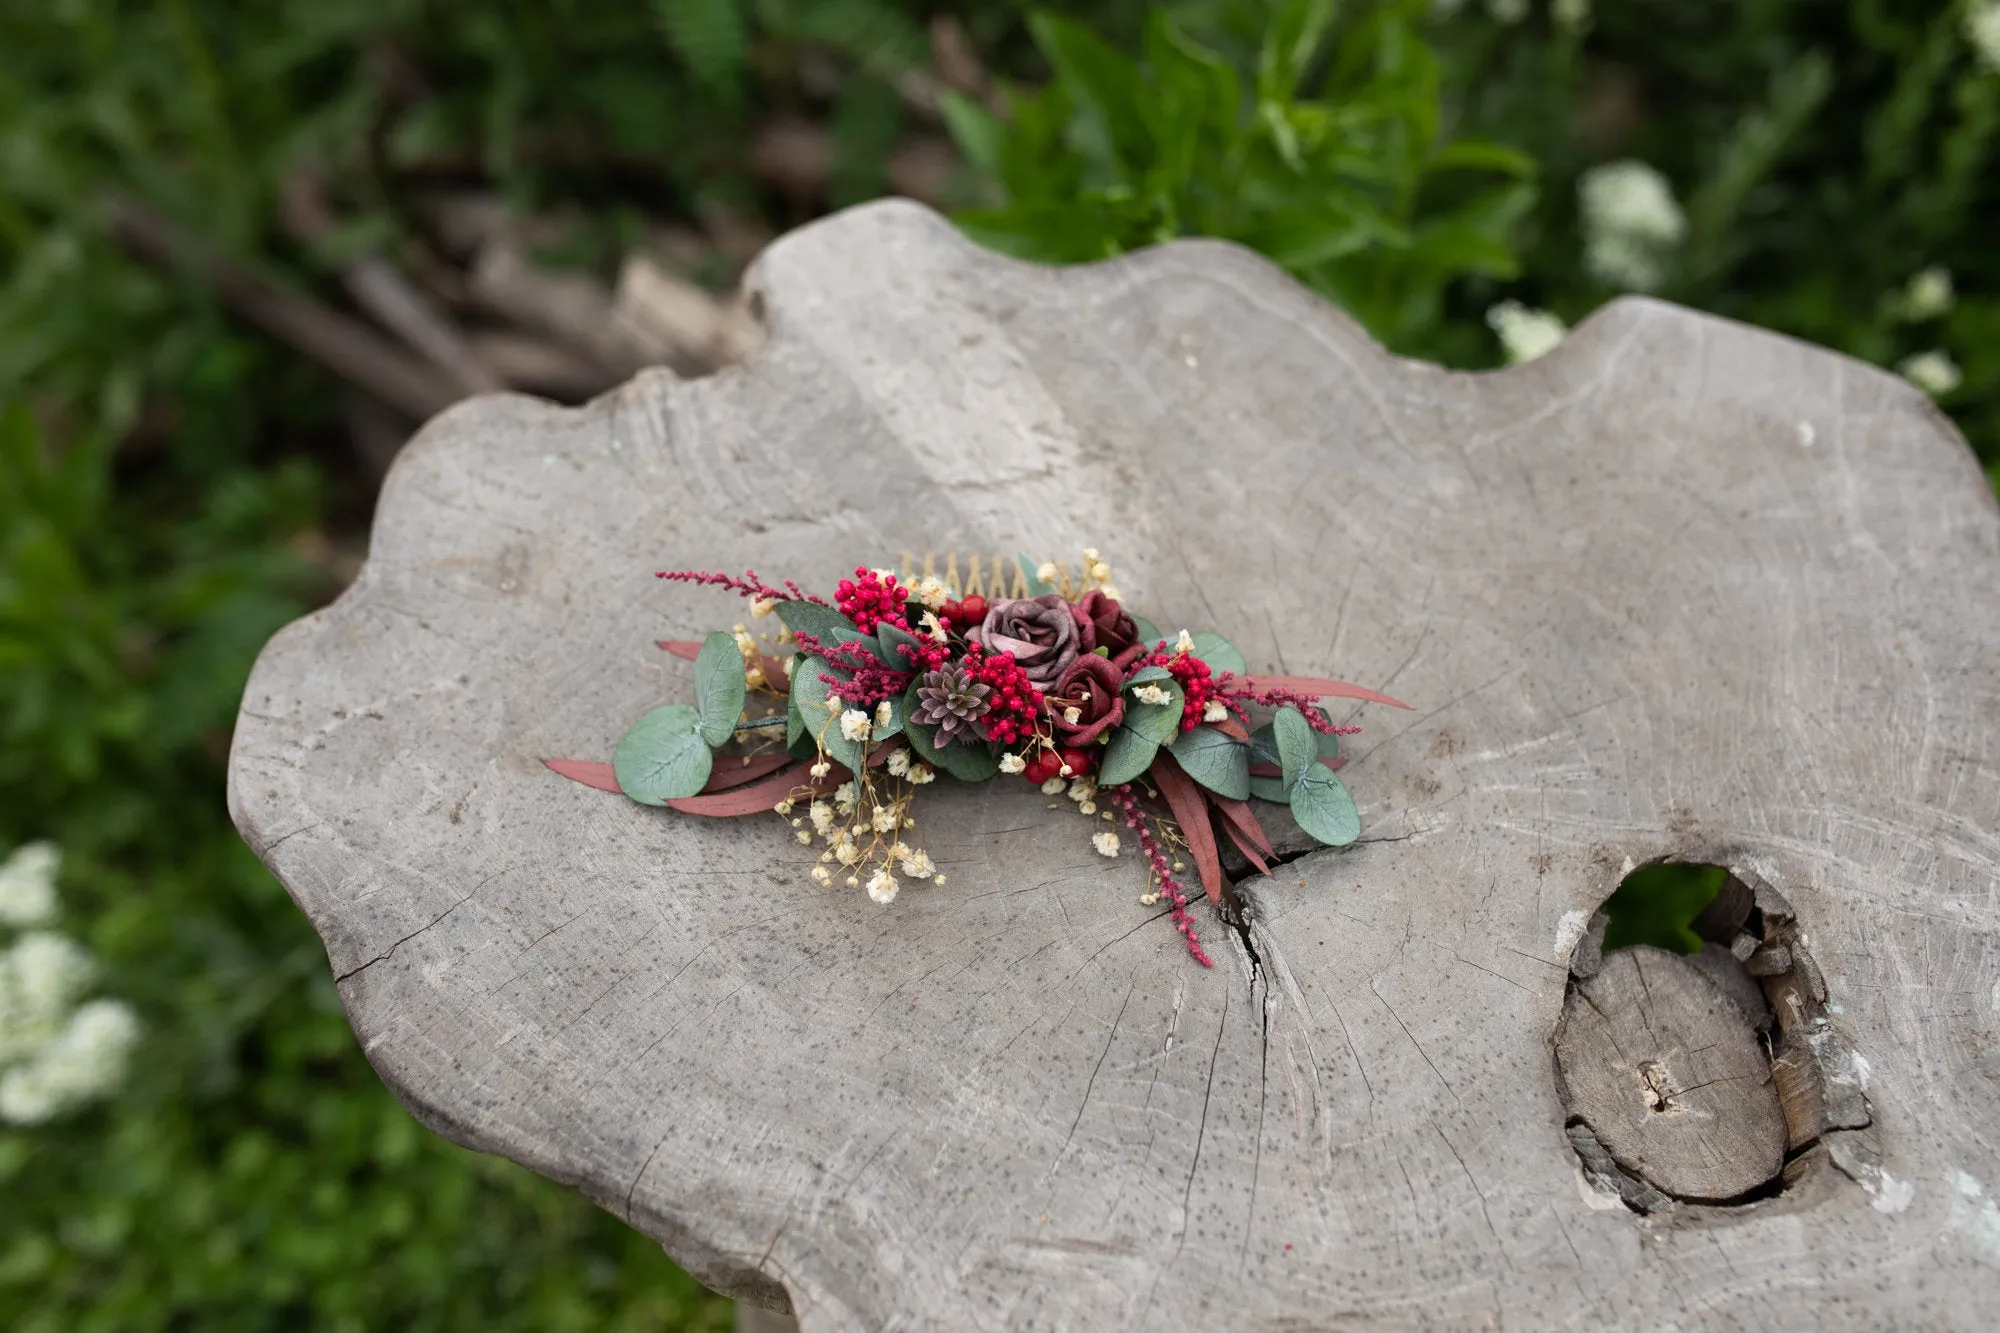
[
  {"x1": 659, "y1": 639, "x2": 702, "y2": 659},
  {"x1": 1218, "y1": 818, "x2": 1271, "y2": 875},
  {"x1": 1210, "y1": 795, "x2": 1274, "y2": 857},
  {"x1": 700, "y1": 751, "x2": 796, "y2": 792},
  {"x1": 542, "y1": 758, "x2": 621, "y2": 792},
  {"x1": 1211, "y1": 715, "x2": 1251, "y2": 742},
  {"x1": 666, "y1": 763, "x2": 844, "y2": 816},
  {"x1": 1151, "y1": 753, "x2": 1224, "y2": 907},
  {"x1": 1244, "y1": 674, "x2": 1411, "y2": 709}
]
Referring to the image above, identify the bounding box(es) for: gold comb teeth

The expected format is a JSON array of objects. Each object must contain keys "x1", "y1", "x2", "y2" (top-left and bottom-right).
[{"x1": 899, "y1": 552, "x2": 1071, "y2": 599}]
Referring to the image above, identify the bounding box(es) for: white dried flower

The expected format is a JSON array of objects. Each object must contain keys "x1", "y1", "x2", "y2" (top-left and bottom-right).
[
  {"x1": 1035, "y1": 561, "x2": 1060, "y2": 582},
  {"x1": 1067, "y1": 777, "x2": 1098, "y2": 804},
  {"x1": 1896, "y1": 267, "x2": 1954, "y2": 323},
  {"x1": 839, "y1": 709, "x2": 871, "y2": 743},
  {"x1": 1093, "y1": 831, "x2": 1121, "y2": 857},
  {"x1": 807, "y1": 800, "x2": 835, "y2": 834},
  {"x1": 1174, "y1": 629, "x2": 1195, "y2": 655},
  {"x1": 1579, "y1": 160, "x2": 1685, "y2": 291},
  {"x1": 825, "y1": 694, "x2": 843, "y2": 715},
  {"x1": 1041, "y1": 777, "x2": 1068, "y2": 796},
  {"x1": 834, "y1": 838, "x2": 862, "y2": 867},
  {"x1": 0, "y1": 999, "x2": 140, "y2": 1126},
  {"x1": 1082, "y1": 546, "x2": 1100, "y2": 561},
  {"x1": 1062, "y1": 706, "x2": 1082, "y2": 725},
  {"x1": 749, "y1": 597, "x2": 776, "y2": 618},
  {"x1": 866, "y1": 867, "x2": 899, "y2": 904},
  {"x1": 1078, "y1": 801, "x2": 1097, "y2": 815},
  {"x1": 1969, "y1": 1, "x2": 2000, "y2": 71},
  {"x1": 1551, "y1": 0, "x2": 1590, "y2": 30},
  {"x1": 782, "y1": 653, "x2": 796, "y2": 676},
  {"x1": 919, "y1": 611, "x2": 948, "y2": 643},
  {"x1": 0, "y1": 841, "x2": 60, "y2": 927},
  {"x1": 1087, "y1": 561, "x2": 1111, "y2": 582},
  {"x1": 914, "y1": 576, "x2": 950, "y2": 610},
  {"x1": 811, "y1": 865, "x2": 833, "y2": 884},
  {"x1": 773, "y1": 798, "x2": 795, "y2": 816},
  {"x1": 896, "y1": 847, "x2": 936, "y2": 879},
  {"x1": 907, "y1": 764, "x2": 935, "y2": 785},
  {"x1": 795, "y1": 830, "x2": 813, "y2": 845},
  {"x1": 1900, "y1": 350, "x2": 1962, "y2": 398},
  {"x1": 732, "y1": 629, "x2": 757, "y2": 656},
  {"x1": 886, "y1": 748, "x2": 911, "y2": 777},
  {"x1": 809, "y1": 760, "x2": 831, "y2": 779},
  {"x1": 874, "y1": 700, "x2": 893, "y2": 729},
  {"x1": 998, "y1": 753, "x2": 1026, "y2": 774},
  {"x1": 1133, "y1": 684, "x2": 1172, "y2": 707},
  {"x1": 871, "y1": 805, "x2": 900, "y2": 834},
  {"x1": 1485, "y1": 300, "x2": 1568, "y2": 364},
  {"x1": 1202, "y1": 700, "x2": 1229, "y2": 723},
  {"x1": 834, "y1": 782, "x2": 857, "y2": 814},
  {"x1": 1098, "y1": 585, "x2": 1122, "y2": 601}
]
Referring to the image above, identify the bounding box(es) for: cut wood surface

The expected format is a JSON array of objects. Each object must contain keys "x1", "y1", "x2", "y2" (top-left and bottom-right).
[{"x1": 227, "y1": 200, "x2": 2000, "y2": 1330}]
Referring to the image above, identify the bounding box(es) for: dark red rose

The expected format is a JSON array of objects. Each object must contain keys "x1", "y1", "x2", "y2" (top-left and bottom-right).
[
  {"x1": 1047, "y1": 653, "x2": 1125, "y2": 746},
  {"x1": 973, "y1": 594, "x2": 1079, "y2": 688},
  {"x1": 1070, "y1": 590, "x2": 1144, "y2": 669}
]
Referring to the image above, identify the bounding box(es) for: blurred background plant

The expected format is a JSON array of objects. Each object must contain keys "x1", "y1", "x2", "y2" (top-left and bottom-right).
[{"x1": 0, "y1": 0, "x2": 1992, "y2": 1327}]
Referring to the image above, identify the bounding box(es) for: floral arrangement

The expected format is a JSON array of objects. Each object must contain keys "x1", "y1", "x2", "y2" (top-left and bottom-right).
[{"x1": 546, "y1": 550, "x2": 1406, "y2": 965}]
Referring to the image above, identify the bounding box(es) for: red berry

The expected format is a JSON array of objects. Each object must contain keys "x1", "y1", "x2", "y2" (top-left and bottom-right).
[
  {"x1": 1059, "y1": 747, "x2": 1094, "y2": 779},
  {"x1": 1022, "y1": 753, "x2": 1057, "y2": 784},
  {"x1": 958, "y1": 594, "x2": 988, "y2": 623},
  {"x1": 940, "y1": 599, "x2": 963, "y2": 624}
]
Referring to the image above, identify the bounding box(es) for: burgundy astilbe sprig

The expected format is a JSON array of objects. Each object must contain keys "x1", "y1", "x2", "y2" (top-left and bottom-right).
[
  {"x1": 655, "y1": 568, "x2": 829, "y2": 606},
  {"x1": 1106, "y1": 783, "x2": 1213, "y2": 967},
  {"x1": 1213, "y1": 676, "x2": 1364, "y2": 735},
  {"x1": 791, "y1": 634, "x2": 913, "y2": 708}
]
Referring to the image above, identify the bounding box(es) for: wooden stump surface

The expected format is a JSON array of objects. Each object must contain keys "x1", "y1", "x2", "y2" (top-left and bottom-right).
[{"x1": 228, "y1": 200, "x2": 2000, "y2": 1330}]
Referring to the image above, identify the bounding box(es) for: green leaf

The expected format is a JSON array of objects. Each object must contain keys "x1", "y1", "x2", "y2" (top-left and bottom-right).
[
  {"x1": 1123, "y1": 677, "x2": 1184, "y2": 744},
  {"x1": 1125, "y1": 663, "x2": 1173, "y2": 686},
  {"x1": 785, "y1": 685, "x2": 815, "y2": 759},
  {"x1": 1289, "y1": 763, "x2": 1359, "y2": 846},
  {"x1": 693, "y1": 631, "x2": 746, "y2": 746},
  {"x1": 1189, "y1": 630, "x2": 1247, "y2": 676},
  {"x1": 614, "y1": 704, "x2": 713, "y2": 805},
  {"x1": 1028, "y1": 11, "x2": 1151, "y2": 178},
  {"x1": 1428, "y1": 139, "x2": 1537, "y2": 177},
  {"x1": 1131, "y1": 614, "x2": 1163, "y2": 647},
  {"x1": 789, "y1": 655, "x2": 861, "y2": 772},
  {"x1": 774, "y1": 600, "x2": 861, "y2": 645},
  {"x1": 941, "y1": 90, "x2": 1005, "y2": 178},
  {"x1": 1272, "y1": 704, "x2": 1316, "y2": 789},
  {"x1": 1167, "y1": 724, "x2": 1249, "y2": 799},
  {"x1": 904, "y1": 717, "x2": 1000, "y2": 782},
  {"x1": 1098, "y1": 725, "x2": 1159, "y2": 785},
  {"x1": 1016, "y1": 551, "x2": 1055, "y2": 596},
  {"x1": 874, "y1": 621, "x2": 925, "y2": 670},
  {"x1": 1248, "y1": 774, "x2": 1291, "y2": 803}
]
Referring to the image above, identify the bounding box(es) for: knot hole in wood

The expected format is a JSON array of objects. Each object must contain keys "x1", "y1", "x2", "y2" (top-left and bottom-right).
[{"x1": 1554, "y1": 861, "x2": 1881, "y2": 1215}]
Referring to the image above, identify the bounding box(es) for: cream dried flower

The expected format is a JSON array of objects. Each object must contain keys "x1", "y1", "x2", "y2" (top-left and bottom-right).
[
  {"x1": 914, "y1": 576, "x2": 950, "y2": 610},
  {"x1": 0, "y1": 842, "x2": 59, "y2": 928},
  {"x1": 866, "y1": 867, "x2": 899, "y2": 904},
  {"x1": 1203, "y1": 700, "x2": 1229, "y2": 723},
  {"x1": 809, "y1": 802, "x2": 835, "y2": 834},
  {"x1": 886, "y1": 748, "x2": 911, "y2": 777},
  {"x1": 1092, "y1": 831, "x2": 1121, "y2": 857},
  {"x1": 1041, "y1": 777, "x2": 1067, "y2": 796},
  {"x1": 907, "y1": 764, "x2": 935, "y2": 785},
  {"x1": 1132, "y1": 684, "x2": 1172, "y2": 707},
  {"x1": 998, "y1": 753, "x2": 1026, "y2": 774},
  {"x1": 871, "y1": 806, "x2": 900, "y2": 834},
  {"x1": 1485, "y1": 300, "x2": 1567, "y2": 364},
  {"x1": 1900, "y1": 350, "x2": 1962, "y2": 398},
  {"x1": 839, "y1": 709, "x2": 872, "y2": 743},
  {"x1": 834, "y1": 783, "x2": 857, "y2": 814}
]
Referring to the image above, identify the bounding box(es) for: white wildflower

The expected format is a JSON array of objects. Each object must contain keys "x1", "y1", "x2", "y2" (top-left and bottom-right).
[
  {"x1": 0, "y1": 842, "x2": 59, "y2": 927},
  {"x1": 809, "y1": 760, "x2": 831, "y2": 779},
  {"x1": 1133, "y1": 684, "x2": 1172, "y2": 706},
  {"x1": 886, "y1": 748, "x2": 911, "y2": 777},
  {"x1": 919, "y1": 611, "x2": 947, "y2": 643},
  {"x1": 1485, "y1": 300, "x2": 1568, "y2": 364},
  {"x1": 1174, "y1": 629, "x2": 1195, "y2": 655},
  {"x1": 839, "y1": 709, "x2": 871, "y2": 743},
  {"x1": 998, "y1": 753, "x2": 1026, "y2": 774},
  {"x1": 1899, "y1": 350, "x2": 1962, "y2": 397},
  {"x1": 1062, "y1": 706, "x2": 1082, "y2": 725},
  {"x1": 866, "y1": 867, "x2": 899, "y2": 904},
  {"x1": 809, "y1": 802, "x2": 835, "y2": 834},
  {"x1": 874, "y1": 700, "x2": 893, "y2": 730},
  {"x1": 749, "y1": 596, "x2": 776, "y2": 618},
  {"x1": 1079, "y1": 801, "x2": 1097, "y2": 815},
  {"x1": 825, "y1": 694, "x2": 843, "y2": 715},
  {"x1": 0, "y1": 999, "x2": 141, "y2": 1127},
  {"x1": 733, "y1": 629, "x2": 757, "y2": 655},
  {"x1": 834, "y1": 838, "x2": 862, "y2": 867},
  {"x1": 1093, "y1": 831, "x2": 1121, "y2": 857},
  {"x1": 1098, "y1": 585, "x2": 1122, "y2": 601},
  {"x1": 1041, "y1": 777, "x2": 1068, "y2": 796},
  {"x1": 907, "y1": 763, "x2": 935, "y2": 785},
  {"x1": 871, "y1": 805, "x2": 900, "y2": 834},
  {"x1": 1082, "y1": 546, "x2": 1100, "y2": 561},
  {"x1": 1202, "y1": 700, "x2": 1230, "y2": 723},
  {"x1": 1896, "y1": 267, "x2": 1954, "y2": 323},
  {"x1": 811, "y1": 865, "x2": 832, "y2": 884},
  {"x1": 1087, "y1": 561, "x2": 1111, "y2": 583},
  {"x1": 834, "y1": 782, "x2": 857, "y2": 814},
  {"x1": 1579, "y1": 160, "x2": 1685, "y2": 291},
  {"x1": 1551, "y1": 0, "x2": 1590, "y2": 30},
  {"x1": 1067, "y1": 777, "x2": 1098, "y2": 805},
  {"x1": 1035, "y1": 561, "x2": 1060, "y2": 583},
  {"x1": 896, "y1": 846, "x2": 936, "y2": 879},
  {"x1": 914, "y1": 576, "x2": 950, "y2": 610},
  {"x1": 782, "y1": 653, "x2": 796, "y2": 677},
  {"x1": 1969, "y1": 1, "x2": 2000, "y2": 71},
  {"x1": 773, "y1": 798, "x2": 795, "y2": 815},
  {"x1": 795, "y1": 829, "x2": 813, "y2": 844}
]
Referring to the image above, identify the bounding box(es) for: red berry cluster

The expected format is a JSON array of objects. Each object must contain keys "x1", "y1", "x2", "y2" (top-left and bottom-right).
[
  {"x1": 1140, "y1": 648, "x2": 1215, "y2": 732},
  {"x1": 835, "y1": 567, "x2": 909, "y2": 633},
  {"x1": 937, "y1": 593, "x2": 988, "y2": 631},
  {"x1": 962, "y1": 647, "x2": 1042, "y2": 747},
  {"x1": 1021, "y1": 746, "x2": 1093, "y2": 784}
]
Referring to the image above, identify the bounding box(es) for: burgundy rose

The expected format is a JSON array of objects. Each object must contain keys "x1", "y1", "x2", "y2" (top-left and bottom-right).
[
  {"x1": 1070, "y1": 590, "x2": 1144, "y2": 669},
  {"x1": 973, "y1": 594, "x2": 1079, "y2": 688},
  {"x1": 1047, "y1": 654, "x2": 1125, "y2": 746}
]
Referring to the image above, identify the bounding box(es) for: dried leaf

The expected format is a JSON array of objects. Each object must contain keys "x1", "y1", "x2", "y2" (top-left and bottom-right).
[
  {"x1": 666, "y1": 762, "x2": 842, "y2": 815},
  {"x1": 699, "y1": 751, "x2": 796, "y2": 792},
  {"x1": 1152, "y1": 752, "x2": 1224, "y2": 905},
  {"x1": 1245, "y1": 673, "x2": 1410, "y2": 709},
  {"x1": 542, "y1": 758, "x2": 621, "y2": 792}
]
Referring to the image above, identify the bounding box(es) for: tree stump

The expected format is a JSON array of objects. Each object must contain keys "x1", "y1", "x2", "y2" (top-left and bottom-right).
[{"x1": 228, "y1": 200, "x2": 2000, "y2": 1329}]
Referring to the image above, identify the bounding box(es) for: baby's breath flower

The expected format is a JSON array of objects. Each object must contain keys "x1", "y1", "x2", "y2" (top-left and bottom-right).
[
  {"x1": 1485, "y1": 300, "x2": 1567, "y2": 364},
  {"x1": 773, "y1": 798, "x2": 796, "y2": 816},
  {"x1": 834, "y1": 783, "x2": 857, "y2": 814},
  {"x1": 1041, "y1": 777, "x2": 1068, "y2": 796},
  {"x1": 998, "y1": 753, "x2": 1026, "y2": 774},
  {"x1": 0, "y1": 842, "x2": 60, "y2": 928},
  {"x1": 871, "y1": 805, "x2": 900, "y2": 834},
  {"x1": 1067, "y1": 777, "x2": 1098, "y2": 805},
  {"x1": 1202, "y1": 700, "x2": 1229, "y2": 723},
  {"x1": 749, "y1": 597, "x2": 777, "y2": 618},
  {"x1": 1097, "y1": 585, "x2": 1121, "y2": 601},
  {"x1": 809, "y1": 802, "x2": 835, "y2": 834},
  {"x1": 733, "y1": 629, "x2": 757, "y2": 656},
  {"x1": 795, "y1": 829, "x2": 813, "y2": 845},
  {"x1": 866, "y1": 867, "x2": 899, "y2": 904},
  {"x1": 919, "y1": 611, "x2": 948, "y2": 643},
  {"x1": 914, "y1": 576, "x2": 950, "y2": 610},
  {"x1": 782, "y1": 653, "x2": 796, "y2": 675},
  {"x1": 834, "y1": 839, "x2": 862, "y2": 867},
  {"x1": 1174, "y1": 629, "x2": 1195, "y2": 655},
  {"x1": 1900, "y1": 350, "x2": 1962, "y2": 398},
  {"x1": 1093, "y1": 831, "x2": 1121, "y2": 857},
  {"x1": 896, "y1": 847, "x2": 936, "y2": 879},
  {"x1": 811, "y1": 865, "x2": 833, "y2": 884},
  {"x1": 809, "y1": 760, "x2": 831, "y2": 779},
  {"x1": 874, "y1": 700, "x2": 893, "y2": 730},
  {"x1": 1062, "y1": 706, "x2": 1082, "y2": 725},
  {"x1": 1133, "y1": 684, "x2": 1172, "y2": 707},
  {"x1": 0, "y1": 998, "x2": 140, "y2": 1127},
  {"x1": 907, "y1": 764, "x2": 935, "y2": 785},
  {"x1": 886, "y1": 748, "x2": 911, "y2": 777},
  {"x1": 1079, "y1": 801, "x2": 1097, "y2": 815},
  {"x1": 1087, "y1": 561, "x2": 1111, "y2": 583},
  {"x1": 825, "y1": 695, "x2": 843, "y2": 715},
  {"x1": 1969, "y1": 1, "x2": 2000, "y2": 72},
  {"x1": 1035, "y1": 561, "x2": 1060, "y2": 583},
  {"x1": 839, "y1": 709, "x2": 872, "y2": 743},
  {"x1": 1579, "y1": 160, "x2": 1685, "y2": 292}
]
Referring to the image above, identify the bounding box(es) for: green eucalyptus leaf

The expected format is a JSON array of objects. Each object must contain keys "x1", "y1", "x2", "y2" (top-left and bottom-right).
[
  {"x1": 1168, "y1": 724, "x2": 1249, "y2": 800},
  {"x1": 1098, "y1": 726, "x2": 1159, "y2": 786},
  {"x1": 1272, "y1": 705, "x2": 1316, "y2": 789},
  {"x1": 613, "y1": 704, "x2": 712, "y2": 805},
  {"x1": 1131, "y1": 614, "x2": 1163, "y2": 646},
  {"x1": 875, "y1": 621, "x2": 926, "y2": 670},
  {"x1": 1248, "y1": 774, "x2": 1291, "y2": 803},
  {"x1": 905, "y1": 719, "x2": 1000, "y2": 782},
  {"x1": 789, "y1": 655, "x2": 861, "y2": 772},
  {"x1": 774, "y1": 600, "x2": 860, "y2": 645},
  {"x1": 1290, "y1": 763, "x2": 1360, "y2": 846},
  {"x1": 1016, "y1": 551, "x2": 1055, "y2": 596},
  {"x1": 693, "y1": 631, "x2": 746, "y2": 746},
  {"x1": 1189, "y1": 630, "x2": 1247, "y2": 676},
  {"x1": 1125, "y1": 662, "x2": 1173, "y2": 686},
  {"x1": 1249, "y1": 722, "x2": 1279, "y2": 767},
  {"x1": 1123, "y1": 678, "x2": 1184, "y2": 745}
]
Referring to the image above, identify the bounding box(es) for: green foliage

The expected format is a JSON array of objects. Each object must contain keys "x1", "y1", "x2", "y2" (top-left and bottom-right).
[
  {"x1": 1601, "y1": 863, "x2": 1728, "y2": 956},
  {"x1": 1166, "y1": 723, "x2": 1250, "y2": 799},
  {"x1": 615, "y1": 704, "x2": 714, "y2": 804},
  {"x1": 945, "y1": 0, "x2": 1537, "y2": 347},
  {"x1": 693, "y1": 631, "x2": 747, "y2": 746}
]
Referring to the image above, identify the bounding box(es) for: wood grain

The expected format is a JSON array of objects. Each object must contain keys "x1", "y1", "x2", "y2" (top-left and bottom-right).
[{"x1": 228, "y1": 200, "x2": 2000, "y2": 1329}]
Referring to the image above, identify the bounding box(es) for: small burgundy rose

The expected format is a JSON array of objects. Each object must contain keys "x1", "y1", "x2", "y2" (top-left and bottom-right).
[
  {"x1": 972, "y1": 594, "x2": 1079, "y2": 689},
  {"x1": 1048, "y1": 653, "x2": 1126, "y2": 746},
  {"x1": 1070, "y1": 590, "x2": 1144, "y2": 669}
]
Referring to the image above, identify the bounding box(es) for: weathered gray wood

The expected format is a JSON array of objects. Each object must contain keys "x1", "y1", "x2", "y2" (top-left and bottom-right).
[
  {"x1": 1556, "y1": 946, "x2": 1787, "y2": 1201},
  {"x1": 228, "y1": 199, "x2": 2000, "y2": 1329}
]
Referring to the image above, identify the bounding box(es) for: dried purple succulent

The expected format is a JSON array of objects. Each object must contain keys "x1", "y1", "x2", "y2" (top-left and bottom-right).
[{"x1": 911, "y1": 664, "x2": 991, "y2": 745}]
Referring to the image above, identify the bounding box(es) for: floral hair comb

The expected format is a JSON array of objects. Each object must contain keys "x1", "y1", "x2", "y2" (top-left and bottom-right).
[{"x1": 545, "y1": 550, "x2": 1408, "y2": 965}]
